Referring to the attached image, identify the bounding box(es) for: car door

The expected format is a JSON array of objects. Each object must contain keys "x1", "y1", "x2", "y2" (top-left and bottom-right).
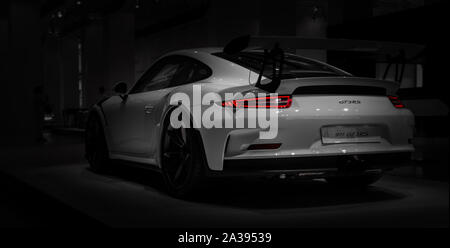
[
  {"x1": 107, "y1": 55, "x2": 206, "y2": 160},
  {"x1": 107, "y1": 56, "x2": 183, "y2": 158}
]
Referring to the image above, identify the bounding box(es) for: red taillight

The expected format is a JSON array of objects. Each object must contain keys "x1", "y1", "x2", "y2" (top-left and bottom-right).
[
  {"x1": 388, "y1": 96, "x2": 405, "y2": 108},
  {"x1": 221, "y1": 95, "x2": 292, "y2": 109}
]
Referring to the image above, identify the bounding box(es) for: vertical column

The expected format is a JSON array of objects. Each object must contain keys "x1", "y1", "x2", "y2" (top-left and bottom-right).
[
  {"x1": 2, "y1": 0, "x2": 43, "y2": 145},
  {"x1": 83, "y1": 20, "x2": 106, "y2": 107},
  {"x1": 61, "y1": 36, "x2": 80, "y2": 110},
  {"x1": 43, "y1": 36, "x2": 63, "y2": 121}
]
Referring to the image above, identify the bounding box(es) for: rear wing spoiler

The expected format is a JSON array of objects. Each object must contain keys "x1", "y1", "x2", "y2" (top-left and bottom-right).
[
  {"x1": 223, "y1": 35, "x2": 425, "y2": 92},
  {"x1": 224, "y1": 35, "x2": 425, "y2": 63}
]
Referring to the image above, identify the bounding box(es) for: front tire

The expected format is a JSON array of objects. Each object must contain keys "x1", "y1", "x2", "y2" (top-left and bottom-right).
[
  {"x1": 85, "y1": 113, "x2": 110, "y2": 173},
  {"x1": 160, "y1": 118, "x2": 206, "y2": 198}
]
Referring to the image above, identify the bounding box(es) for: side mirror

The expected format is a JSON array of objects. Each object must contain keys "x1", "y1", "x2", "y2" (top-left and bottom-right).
[
  {"x1": 114, "y1": 82, "x2": 128, "y2": 94},
  {"x1": 113, "y1": 82, "x2": 128, "y2": 101}
]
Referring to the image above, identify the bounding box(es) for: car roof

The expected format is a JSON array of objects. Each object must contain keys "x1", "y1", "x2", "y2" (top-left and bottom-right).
[
  {"x1": 166, "y1": 47, "x2": 223, "y2": 56},
  {"x1": 162, "y1": 47, "x2": 352, "y2": 78},
  {"x1": 167, "y1": 47, "x2": 322, "y2": 62}
]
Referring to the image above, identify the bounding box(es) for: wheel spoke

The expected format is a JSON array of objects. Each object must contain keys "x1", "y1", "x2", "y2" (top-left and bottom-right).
[
  {"x1": 163, "y1": 124, "x2": 196, "y2": 187},
  {"x1": 173, "y1": 153, "x2": 191, "y2": 182},
  {"x1": 163, "y1": 151, "x2": 182, "y2": 159},
  {"x1": 167, "y1": 129, "x2": 185, "y2": 148},
  {"x1": 180, "y1": 128, "x2": 187, "y2": 145}
]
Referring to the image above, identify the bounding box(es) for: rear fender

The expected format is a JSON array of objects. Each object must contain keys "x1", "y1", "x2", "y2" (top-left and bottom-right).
[{"x1": 158, "y1": 102, "x2": 229, "y2": 171}]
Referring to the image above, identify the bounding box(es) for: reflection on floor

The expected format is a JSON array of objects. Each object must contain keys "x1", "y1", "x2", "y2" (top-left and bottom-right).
[{"x1": 0, "y1": 133, "x2": 448, "y2": 227}]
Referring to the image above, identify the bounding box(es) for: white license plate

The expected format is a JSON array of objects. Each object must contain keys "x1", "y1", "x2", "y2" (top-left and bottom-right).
[{"x1": 321, "y1": 125, "x2": 381, "y2": 144}]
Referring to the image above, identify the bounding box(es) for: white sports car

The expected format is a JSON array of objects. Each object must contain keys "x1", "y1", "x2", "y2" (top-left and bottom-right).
[{"x1": 85, "y1": 44, "x2": 414, "y2": 197}]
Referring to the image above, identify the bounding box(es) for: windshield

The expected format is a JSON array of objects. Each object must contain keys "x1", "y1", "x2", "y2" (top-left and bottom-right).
[{"x1": 214, "y1": 51, "x2": 351, "y2": 79}]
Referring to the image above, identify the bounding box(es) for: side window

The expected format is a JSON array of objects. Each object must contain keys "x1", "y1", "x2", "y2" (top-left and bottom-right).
[
  {"x1": 130, "y1": 56, "x2": 179, "y2": 94},
  {"x1": 170, "y1": 60, "x2": 196, "y2": 87},
  {"x1": 190, "y1": 61, "x2": 212, "y2": 83},
  {"x1": 131, "y1": 55, "x2": 212, "y2": 94},
  {"x1": 143, "y1": 63, "x2": 179, "y2": 91},
  {"x1": 169, "y1": 58, "x2": 212, "y2": 87}
]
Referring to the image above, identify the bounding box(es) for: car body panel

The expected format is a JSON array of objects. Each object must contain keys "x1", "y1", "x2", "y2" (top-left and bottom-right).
[{"x1": 97, "y1": 48, "x2": 415, "y2": 173}]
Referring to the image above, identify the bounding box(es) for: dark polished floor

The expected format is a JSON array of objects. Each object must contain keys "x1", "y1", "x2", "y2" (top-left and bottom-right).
[{"x1": 0, "y1": 133, "x2": 448, "y2": 227}]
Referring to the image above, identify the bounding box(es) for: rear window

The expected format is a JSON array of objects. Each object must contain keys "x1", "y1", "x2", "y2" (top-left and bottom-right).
[{"x1": 213, "y1": 51, "x2": 350, "y2": 79}]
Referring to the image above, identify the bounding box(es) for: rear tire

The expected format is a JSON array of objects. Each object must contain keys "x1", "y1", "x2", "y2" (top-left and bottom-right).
[
  {"x1": 160, "y1": 116, "x2": 206, "y2": 199},
  {"x1": 326, "y1": 173, "x2": 383, "y2": 188},
  {"x1": 85, "y1": 113, "x2": 110, "y2": 173}
]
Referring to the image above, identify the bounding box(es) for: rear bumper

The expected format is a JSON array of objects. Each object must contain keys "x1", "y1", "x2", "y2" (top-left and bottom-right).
[
  {"x1": 206, "y1": 152, "x2": 412, "y2": 178},
  {"x1": 198, "y1": 98, "x2": 415, "y2": 172}
]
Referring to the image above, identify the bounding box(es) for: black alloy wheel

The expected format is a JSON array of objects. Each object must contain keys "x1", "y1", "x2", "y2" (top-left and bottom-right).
[{"x1": 161, "y1": 117, "x2": 205, "y2": 198}]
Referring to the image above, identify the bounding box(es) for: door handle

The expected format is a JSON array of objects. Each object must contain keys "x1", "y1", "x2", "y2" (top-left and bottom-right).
[{"x1": 144, "y1": 105, "x2": 154, "y2": 115}]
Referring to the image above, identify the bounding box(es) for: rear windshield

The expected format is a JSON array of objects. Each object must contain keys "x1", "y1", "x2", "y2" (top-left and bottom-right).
[{"x1": 213, "y1": 51, "x2": 350, "y2": 79}]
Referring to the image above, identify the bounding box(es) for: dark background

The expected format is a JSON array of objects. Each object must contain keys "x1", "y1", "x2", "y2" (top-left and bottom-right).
[{"x1": 0, "y1": 0, "x2": 448, "y2": 228}]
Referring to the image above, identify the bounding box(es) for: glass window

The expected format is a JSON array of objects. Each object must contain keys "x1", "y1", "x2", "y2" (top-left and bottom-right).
[
  {"x1": 143, "y1": 63, "x2": 180, "y2": 91},
  {"x1": 130, "y1": 57, "x2": 179, "y2": 94},
  {"x1": 130, "y1": 55, "x2": 212, "y2": 94},
  {"x1": 169, "y1": 58, "x2": 212, "y2": 87},
  {"x1": 170, "y1": 60, "x2": 195, "y2": 87}
]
